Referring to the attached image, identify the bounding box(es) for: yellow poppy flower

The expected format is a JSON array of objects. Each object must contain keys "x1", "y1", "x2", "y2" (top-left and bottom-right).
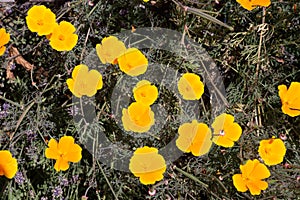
[
  {"x1": 26, "y1": 5, "x2": 57, "y2": 36},
  {"x1": 45, "y1": 136, "x2": 82, "y2": 172},
  {"x1": 129, "y1": 146, "x2": 166, "y2": 185},
  {"x1": 117, "y1": 48, "x2": 148, "y2": 76},
  {"x1": 49, "y1": 21, "x2": 78, "y2": 51},
  {"x1": 66, "y1": 64, "x2": 103, "y2": 98},
  {"x1": 133, "y1": 80, "x2": 158, "y2": 106},
  {"x1": 0, "y1": 28, "x2": 10, "y2": 56},
  {"x1": 212, "y1": 113, "x2": 242, "y2": 147},
  {"x1": 0, "y1": 150, "x2": 18, "y2": 179},
  {"x1": 96, "y1": 36, "x2": 127, "y2": 64},
  {"x1": 278, "y1": 82, "x2": 300, "y2": 117},
  {"x1": 122, "y1": 102, "x2": 155, "y2": 133},
  {"x1": 177, "y1": 73, "x2": 204, "y2": 100},
  {"x1": 176, "y1": 120, "x2": 212, "y2": 156},
  {"x1": 258, "y1": 138, "x2": 286, "y2": 166},
  {"x1": 232, "y1": 159, "x2": 270, "y2": 195},
  {"x1": 236, "y1": 0, "x2": 271, "y2": 11}
]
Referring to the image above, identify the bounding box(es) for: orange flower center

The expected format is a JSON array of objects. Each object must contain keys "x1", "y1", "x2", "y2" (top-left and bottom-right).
[
  {"x1": 242, "y1": 176, "x2": 251, "y2": 184},
  {"x1": 264, "y1": 147, "x2": 271, "y2": 154},
  {"x1": 58, "y1": 35, "x2": 65, "y2": 41},
  {"x1": 37, "y1": 20, "x2": 44, "y2": 26},
  {"x1": 126, "y1": 63, "x2": 133, "y2": 70},
  {"x1": 80, "y1": 82, "x2": 87, "y2": 90},
  {"x1": 75, "y1": 79, "x2": 89, "y2": 96},
  {"x1": 58, "y1": 150, "x2": 64, "y2": 157},
  {"x1": 140, "y1": 92, "x2": 146, "y2": 97}
]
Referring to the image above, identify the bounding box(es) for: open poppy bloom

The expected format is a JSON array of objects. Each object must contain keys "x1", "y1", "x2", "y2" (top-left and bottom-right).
[
  {"x1": 66, "y1": 64, "x2": 103, "y2": 98},
  {"x1": 117, "y1": 48, "x2": 148, "y2": 76},
  {"x1": 129, "y1": 146, "x2": 166, "y2": 185},
  {"x1": 49, "y1": 21, "x2": 78, "y2": 51},
  {"x1": 176, "y1": 120, "x2": 212, "y2": 156},
  {"x1": 212, "y1": 113, "x2": 242, "y2": 147},
  {"x1": 26, "y1": 5, "x2": 57, "y2": 36},
  {"x1": 177, "y1": 73, "x2": 204, "y2": 100},
  {"x1": 122, "y1": 102, "x2": 155, "y2": 133},
  {"x1": 0, "y1": 28, "x2": 10, "y2": 56},
  {"x1": 278, "y1": 82, "x2": 300, "y2": 117},
  {"x1": 45, "y1": 136, "x2": 82, "y2": 172},
  {"x1": 232, "y1": 159, "x2": 270, "y2": 195},
  {"x1": 258, "y1": 137, "x2": 286, "y2": 166},
  {"x1": 236, "y1": 0, "x2": 271, "y2": 11},
  {"x1": 133, "y1": 80, "x2": 158, "y2": 106},
  {"x1": 0, "y1": 150, "x2": 18, "y2": 179},
  {"x1": 96, "y1": 36, "x2": 127, "y2": 64}
]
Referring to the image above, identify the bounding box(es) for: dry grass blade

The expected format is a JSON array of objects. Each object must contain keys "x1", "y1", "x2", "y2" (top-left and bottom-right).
[
  {"x1": 172, "y1": 0, "x2": 234, "y2": 31},
  {"x1": 187, "y1": 7, "x2": 234, "y2": 31}
]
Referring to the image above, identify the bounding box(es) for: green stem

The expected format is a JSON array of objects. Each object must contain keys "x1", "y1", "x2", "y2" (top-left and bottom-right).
[
  {"x1": 96, "y1": 161, "x2": 119, "y2": 200},
  {"x1": 10, "y1": 101, "x2": 35, "y2": 144},
  {"x1": 0, "y1": 95, "x2": 23, "y2": 108},
  {"x1": 88, "y1": 0, "x2": 101, "y2": 18},
  {"x1": 173, "y1": 166, "x2": 208, "y2": 188}
]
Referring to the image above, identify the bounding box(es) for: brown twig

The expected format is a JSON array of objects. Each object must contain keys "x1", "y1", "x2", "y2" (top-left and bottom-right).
[
  {"x1": 254, "y1": 7, "x2": 267, "y2": 135},
  {"x1": 255, "y1": 7, "x2": 267, "y2": 78}
]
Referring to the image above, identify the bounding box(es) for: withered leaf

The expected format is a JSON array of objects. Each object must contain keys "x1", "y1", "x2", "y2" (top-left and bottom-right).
[
  {"x1": 9, "y1": 46, "x2": 35, "y2": 71},
  {"x1": 6, "y1": 60, "x2": 15, "y2": 80}
]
